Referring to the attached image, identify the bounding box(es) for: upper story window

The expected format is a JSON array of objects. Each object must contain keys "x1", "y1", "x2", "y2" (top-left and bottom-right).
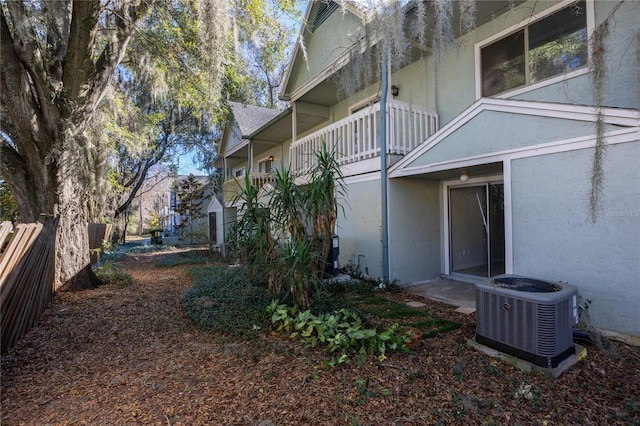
[
  {"x1": 258, "y1": 157, "x2": 273, "y2": 173},
  {"x1": 480, "y1": 0, "x2": 588, "y2": 97}
]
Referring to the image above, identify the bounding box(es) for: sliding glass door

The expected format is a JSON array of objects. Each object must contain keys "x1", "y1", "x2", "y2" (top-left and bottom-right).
[{"x1": 449, "y1": 183, "x2": 505, "y2": 277}]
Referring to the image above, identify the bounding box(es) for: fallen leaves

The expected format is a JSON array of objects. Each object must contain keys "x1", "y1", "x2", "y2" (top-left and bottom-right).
[{"x1": 1, "y1": 249, "x2": 639, "y2": 425}]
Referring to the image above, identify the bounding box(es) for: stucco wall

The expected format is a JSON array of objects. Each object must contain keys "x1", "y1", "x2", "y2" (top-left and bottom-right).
[
  {"x1": 337, "y1": 177, "x2": 383, "y2": 278},
  {"x1": 291, "y1": 9, "x2": 362, "y2": 91},
  {"x1": 390, "y1": 57, "x2": 434, "y2": 110},
  {"x1": 434, "y1": 0, "x2": 640, "y2": 125},
  {"x1": 512, "y1": 1, "x2": 640, "y2": 109},
  {"x1": 388, "y1": 177, "x2": 442, "y2": 284},
  {"x1": 406, "y1": 112, "x2": 613, "y2": 168},
  {"x1": 510, "y1": 141, "x2": 640, "y2": 337},
  {"x1": 252, "y1": 143, "x2": 290, "y2": 174},
  {"x1": 330, "y1": 55, "x2": 434, "y2": 125}
]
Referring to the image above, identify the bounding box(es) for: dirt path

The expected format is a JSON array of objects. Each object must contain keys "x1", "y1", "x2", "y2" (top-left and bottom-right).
[
  {"x1": 1, "y1": 251, "x2": 357, "y2": 425},
  {"x1": 2, "y1": 251, "x2": 639, "y2": 425}
]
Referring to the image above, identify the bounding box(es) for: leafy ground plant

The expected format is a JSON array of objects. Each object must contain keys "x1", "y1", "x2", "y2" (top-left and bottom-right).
[
  {"x1": 340, "y1": 293, "x2": 462, "y2": 338},
  {"x1": 93, "y1": 260, "x2": 134, "y2": 288},
  {"x1": 266, "y1": 301, "x2": 410, "y2": 367}
]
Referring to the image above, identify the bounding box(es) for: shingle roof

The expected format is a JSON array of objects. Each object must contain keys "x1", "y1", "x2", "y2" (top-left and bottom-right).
[{"x1": 229, "y1": 102, "x2": 280, "y2": 137}]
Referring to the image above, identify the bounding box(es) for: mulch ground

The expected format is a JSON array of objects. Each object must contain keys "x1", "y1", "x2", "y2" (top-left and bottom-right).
[{"x1": 2, "y1": 250, "x2": 639, "y2": 425}]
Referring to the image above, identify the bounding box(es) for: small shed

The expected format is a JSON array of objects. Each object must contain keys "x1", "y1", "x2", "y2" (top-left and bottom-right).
[{"x1": 207, "y1": 196, "x2": 223, "y2": 248}]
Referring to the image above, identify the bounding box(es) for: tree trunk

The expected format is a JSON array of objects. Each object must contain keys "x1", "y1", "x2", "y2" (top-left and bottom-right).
[
  {"x1": 2, "y1": 0, "x2": 151, "y2": 291},
  {"x1": 54, "y1": 137, "x2": 101, "y2": 291}
]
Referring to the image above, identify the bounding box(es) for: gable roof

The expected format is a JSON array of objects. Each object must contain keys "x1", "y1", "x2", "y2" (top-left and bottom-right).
[
  {"x1": 389, "y1": 98, "x2": 640, "y2": 178},
  {"x1": 279, "y1": 0, "x2": 365, "y2": 102},
  {"x1": 229, "y1": 102, "x2": 280, "y2": 137}
]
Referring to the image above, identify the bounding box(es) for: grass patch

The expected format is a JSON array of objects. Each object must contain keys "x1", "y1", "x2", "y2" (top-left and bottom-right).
[
  {"x1": 349, "y1": 295, "x2": 430, "y2": 319},
  {"x1": 327, "y1": 286, "x2": 461, "y2": 339},
  {"x1": 401, "y1": 318, "x2": 461, "y2": 338},
  {"x1": 182, "y1": 265, "x2": 272, "y2": 336},
  {"x1": 156, "y1": 250, "x2": 214, "y2": 267}
]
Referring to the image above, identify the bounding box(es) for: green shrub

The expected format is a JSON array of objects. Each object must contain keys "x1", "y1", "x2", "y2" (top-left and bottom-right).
[
  {"x1": 182, "y1": 265, "x2": 272, "y2": 336},
  {"x1": 94, "y1": 261, "x2": 134, "y2": 288},
  {"x1": 266, "y1": 301, "x2": 410, "y2": 367}
]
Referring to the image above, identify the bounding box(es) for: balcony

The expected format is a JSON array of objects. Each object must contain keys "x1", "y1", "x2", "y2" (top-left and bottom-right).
[
  {"x1": 223, "y1": 173, "x2": 276, "y2": 205},
  {"x1": 289, "y1": 99, "x2": 438, "y2": 173}
]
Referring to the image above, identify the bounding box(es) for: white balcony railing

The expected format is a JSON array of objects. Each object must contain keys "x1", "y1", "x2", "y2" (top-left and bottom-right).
[
  {"x1": 223, "y1": 173, "x2": 276, "y2": 204},
  {"x1": 290, "y1": 99, "x2": 438, "y2": 173}
]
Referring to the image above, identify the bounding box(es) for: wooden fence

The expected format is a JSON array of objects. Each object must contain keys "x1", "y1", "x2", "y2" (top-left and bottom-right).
[
  {"x1": 88, "y1": 223, "x2": 112, "y2": 264},
  {"x1": 0, "y1": 218, "x2": 58, "y2": 353},
  {"x1": 1, "y1": 221, "x2": 112, "y2": 353}
]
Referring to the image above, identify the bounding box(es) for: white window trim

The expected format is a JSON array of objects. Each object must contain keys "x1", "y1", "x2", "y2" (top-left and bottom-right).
[
  {"x1": 257, "y1": 156, "x2": 274, "y2": 173},
  {"x1": 474, "y1": 0, "x2": 595, "y2": 99},
  {"x1": 234, "y1": 167, "x2": 246, "y2": 178}
]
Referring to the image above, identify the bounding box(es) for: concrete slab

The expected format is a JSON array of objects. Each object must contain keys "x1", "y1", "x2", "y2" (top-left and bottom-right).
[
  {"x1": 323, "y1": 273, "x2": 351, "y2": 283},
  {"x1": 401, "y1": 278, "x2": 476, "y2": 309},
  {"x1": 467, "y1": 339, "x2": 586, "y2": 378},
  {"x1": 406, "y1": 301, "x2": 427, "y2": 308},
  {"x1": 455, "y1": 306, "x2": 476, "y2": 315}
]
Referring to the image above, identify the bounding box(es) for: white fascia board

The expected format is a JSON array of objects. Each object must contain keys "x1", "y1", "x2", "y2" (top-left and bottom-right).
[
  {"x1": 279, "y1": 1, "x2": 317, "y2": 101},
  {"x1": 207, "y1": 196, "x2": 223, "y2": 213},
  {"x1": 482, "y1": 98, "x2": 640, "y2": 126},
  {"x1": 219, "y1": 126, "x2": 228, "y2": 154},
  {"x1": 388, "y1": 99, "x2": 488, "y2": 173},
  {"x1": 388, "y1": 98, "x2": 640, "y2": 176},
  {"x1": 391, "y1": 127, "x2": 639, "y2": 178},
  {"x1": 223, "y1": 139, "x2": 249, "y2": 158},
  {"x1": 343, "y1": 170, "x2": 381, "y2": 185}
]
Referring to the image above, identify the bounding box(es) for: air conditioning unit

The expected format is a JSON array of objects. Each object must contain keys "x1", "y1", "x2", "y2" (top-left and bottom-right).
[{"x1": 475, "y1": 275, "x2": 578, "y2": 369}]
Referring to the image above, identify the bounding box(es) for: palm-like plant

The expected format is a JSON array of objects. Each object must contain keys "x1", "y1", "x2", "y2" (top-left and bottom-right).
[
  {"x1": 270, "y1": 167, "x2": 306, "y2": 245},
  {"x1": 230, "y1": 173, "x2": 278, "y2": 287},
  {"x1": 306, "y1": 143, "x2": 346, "y2": 279},
  {"x1": 281, "y1": 238, "x2": 317, "y2": 309},
  {"x1": 230, "y1": 143, "x2": 346, "y2": 309}
]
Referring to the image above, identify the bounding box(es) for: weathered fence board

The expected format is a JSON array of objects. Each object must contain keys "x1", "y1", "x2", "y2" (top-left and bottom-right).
[
  {"x1": 0, "y1": 220, "x2": 110, "y2": 352},
  {"x1": 0, "y1": 221, "x2": 13, "y2": 248},
  {"x1": 1, "y1": 218, "x2": 58, "y2": 353},
  {"x1": 0, "y1": 223, "x2": 42, "y2": 288},
  {"x1": 88, "y1": 223, "x2": 112, "y2": 264}
]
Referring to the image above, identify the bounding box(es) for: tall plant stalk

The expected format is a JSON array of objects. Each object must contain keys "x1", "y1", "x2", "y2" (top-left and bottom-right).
[
  {"x1": 306, "y1": 143, "x2": 346, "y2": 281},
  {"x1": 230, "y1": 173, "x2": 278, "y2": 288},
  {"x1": 230, "y1": 143, "x2": 346, "y2": 309},
  {"x1": 270, "y1": 167, "x2": 306, "y2": 245}
]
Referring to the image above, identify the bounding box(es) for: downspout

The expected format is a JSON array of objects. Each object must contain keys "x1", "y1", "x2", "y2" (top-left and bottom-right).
[
  {"x1": 380, "y1": 49, "x2": 390, "y2": 282},
  {"x1": 292, "y1": 102, "x2": 298, "y2": 170},
  {"x1": 221, "y1": 156, "x2": 227, "y2": 246}
]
